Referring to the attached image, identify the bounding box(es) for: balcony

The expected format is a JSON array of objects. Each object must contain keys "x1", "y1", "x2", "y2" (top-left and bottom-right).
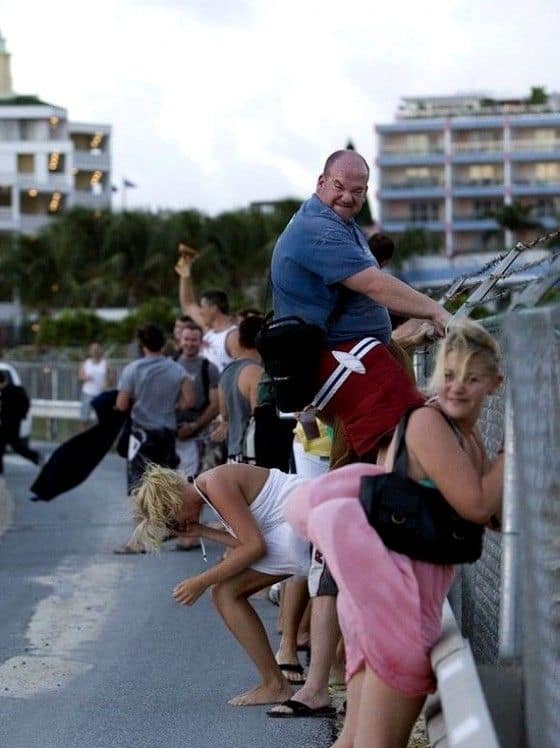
[
  {"x1": 378, "y1": 181, "x2": 445, "y2": 200},
  {"x1": 452, "y1": 181, "x2": 504, "y2": 198},
  {"x1": 70, "y1": 191, "x2": 112, "y2": 210},
  {"x1": 451, "y1": 141, "x2": 504, "y2": 163},
  {"x1": 511, "y1": 180, "x2": 560, "y2": 196},
  {"x1": 451, "y1": 215, "x2": 500, "y2": 231},
  {"x1": 510, "y1": 139, "x2": 560, "y2": 161},
  {"x1": 0, "y1": 206, "x2": 16, "y2": 230},
  {"x1": 377, "y1": 144, "x2": 444, "y2": 167},
  {"x1": 73, "y1": 150, "x2": 111, "y2": 171},
  {"x1": 381, "y1": 219, "x2": 444, "y2": 233},
  {"x1": 15, "y1": 174, "x2": 73, "y2": 192}
]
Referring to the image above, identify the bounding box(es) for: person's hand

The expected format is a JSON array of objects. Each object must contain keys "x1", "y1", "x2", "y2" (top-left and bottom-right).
[
  {"x1": 172, "y1": 576, "x2": 207, "y2": 606},
  {"x1": 174, "y1": 254, "x2": 194, "y2": 278},
  {"x1": 176, "y1": 522, "x2": 204, "y2": 539},
  {"x1": 177, "y1": 422, "x2": 196, "y2": 440},
  {"x1": 210, "y1": 421, "x2": 228, "y2": 443},
  {"x1": 431, "y1": 307, "x2": 452, "y2": 338}
]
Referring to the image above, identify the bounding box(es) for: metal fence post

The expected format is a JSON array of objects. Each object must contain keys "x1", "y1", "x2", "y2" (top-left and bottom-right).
[{"x1": 498, "y1": 386, "x2": 521, "y2": 660}]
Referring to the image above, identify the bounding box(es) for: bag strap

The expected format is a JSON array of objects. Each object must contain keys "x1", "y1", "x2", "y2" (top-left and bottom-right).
[
  {"x1": 393, "y1": 405, "x2": 465, "y2": 478},
  {"x1": 200, "y1": 358, "x2": 210, "y2": 410}
]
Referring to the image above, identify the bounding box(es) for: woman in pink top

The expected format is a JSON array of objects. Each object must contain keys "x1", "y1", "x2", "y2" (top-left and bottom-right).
[{"x1": 284, "y1": 319, "x2": 505, "y2": 748}]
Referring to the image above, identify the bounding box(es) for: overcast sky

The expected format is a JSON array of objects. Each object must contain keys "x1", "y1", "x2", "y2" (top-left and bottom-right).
[{"x1": 1, "y1": 0, "x2": 558, "y2": 216}]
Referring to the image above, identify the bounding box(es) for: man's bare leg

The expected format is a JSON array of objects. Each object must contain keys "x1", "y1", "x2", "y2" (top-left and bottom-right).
[
  {"x1": 211, "y1": 569, "x2": 293, "y2": 706},
  {"x1": 269, "y1": 594, "x2": 340, "y2": 713}
]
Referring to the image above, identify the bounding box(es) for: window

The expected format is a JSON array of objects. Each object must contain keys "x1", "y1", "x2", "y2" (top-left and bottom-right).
[
  {"x1": 0, "y1": 186, "x2": 12, "y2": 207},
  {"x1": 473, "y1": 199, "x2": 502, "y2": 218},
  {"x1": 410, "y1": 202, "x2": 440, "y2": 223},
  {"x1": 468, "y1": 165, "x2": 497, "y2": 183},
  {"x1": 17, "y1": 154, "x2": 35, "y2": 174},
  {"x1": 535, "y1": 163, "x2": 560, "y2": 182},
  {"x1": 48, "y1": 152, "x2": 65, "y2": 173}
]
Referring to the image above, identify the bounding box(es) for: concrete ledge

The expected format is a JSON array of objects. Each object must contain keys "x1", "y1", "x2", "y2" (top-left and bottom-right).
[{"x1": 0, "y1": 476, "x2": 15, "y2": 539}]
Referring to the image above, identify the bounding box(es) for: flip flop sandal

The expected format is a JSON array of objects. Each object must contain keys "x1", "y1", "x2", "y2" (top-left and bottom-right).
[
  {"x1": 267, "y1": 699, "x2": 337, "y2": 719},
  {"x1": 278, "y1": 663, "x2": 306, "y2": 685}
]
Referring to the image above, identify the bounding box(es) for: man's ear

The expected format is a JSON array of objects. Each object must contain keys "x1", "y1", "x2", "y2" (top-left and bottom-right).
[{"x1": 316, "y1": 173, "x2": 325, "y2": 191}]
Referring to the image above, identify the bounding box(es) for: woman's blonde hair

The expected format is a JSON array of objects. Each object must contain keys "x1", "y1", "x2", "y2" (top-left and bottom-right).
[
  {"x1": 131, "y1": 464, "x2": 188, "y2": 552},
  {"x1": 429, "y1": 318, "x2": 501, "y2": 393}
]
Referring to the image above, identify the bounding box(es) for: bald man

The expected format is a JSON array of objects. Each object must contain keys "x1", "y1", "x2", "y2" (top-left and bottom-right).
[{"x1": 267, "y1": 150, "x2": 450, "y2": 718}]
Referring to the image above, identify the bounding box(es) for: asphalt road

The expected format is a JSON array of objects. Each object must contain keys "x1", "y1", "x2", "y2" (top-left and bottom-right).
[{"x1": 0, "y1": 450, "x2": 335, "y2": 748}]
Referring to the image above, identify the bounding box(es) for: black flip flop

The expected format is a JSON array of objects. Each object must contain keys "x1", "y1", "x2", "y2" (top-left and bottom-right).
[
  {"x1": 278, "y1": 663, "x2": 305, "y2": 685},
  {"x1": 267, "y1": 699, "x2": 337, "y2": 719}
]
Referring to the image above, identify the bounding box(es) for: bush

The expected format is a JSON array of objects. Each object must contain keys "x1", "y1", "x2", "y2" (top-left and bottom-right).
[
  {"x1": 32, "y1": 298, "x2": 178, "y2": 348},
  {"x1": 36, "y1": 310, "x2": 105, "y2": 346}
]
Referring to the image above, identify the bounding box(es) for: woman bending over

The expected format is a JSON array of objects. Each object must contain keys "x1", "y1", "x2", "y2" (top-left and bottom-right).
[
  {"x1": 284, "y1": 318, "x2": 505, "y2": 748},
  {"x1": 132, "y1": 462, "x2": 310, "y2": 706}
]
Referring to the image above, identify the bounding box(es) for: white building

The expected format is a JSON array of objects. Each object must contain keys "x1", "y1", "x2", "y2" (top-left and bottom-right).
[
  {"x1": 0, "y1": 30, "x2": 111, "y2": 238},
  {"x1": 376, "y1": 91, "x2": 560, "y2": 288}
]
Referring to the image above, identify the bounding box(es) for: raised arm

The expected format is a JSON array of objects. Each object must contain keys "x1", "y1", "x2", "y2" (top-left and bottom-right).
[{"x1": 175, "y1": 253, "x2": 206, "y2": 328}]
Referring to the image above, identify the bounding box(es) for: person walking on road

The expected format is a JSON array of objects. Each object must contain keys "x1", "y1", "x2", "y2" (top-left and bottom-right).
[
  {"x1": 0, "y1": 370, "x2": 40, "y2": 473},
  {"x1": 114, "y1": 324, "x2": 194, "y2": 554}
]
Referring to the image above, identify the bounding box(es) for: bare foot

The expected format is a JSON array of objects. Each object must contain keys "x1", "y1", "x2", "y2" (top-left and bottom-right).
[{"x1": 228, "y1": 682, "x2": 292, "y2": 707}]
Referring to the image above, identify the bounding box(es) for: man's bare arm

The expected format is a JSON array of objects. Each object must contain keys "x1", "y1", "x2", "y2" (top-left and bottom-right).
[
  {"x1": 342, "y1": 267, "x2": 450, "y2": 336},
  {"x1": 175, "y1": 254, "x2": 206, "y2": 328}
]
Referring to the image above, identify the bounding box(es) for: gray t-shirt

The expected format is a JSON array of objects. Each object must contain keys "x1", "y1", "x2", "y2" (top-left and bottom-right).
[
  {"x1": 176, "y1": 355, "x2": 220, "y2": 423},
  {"x1": 271, "y1": 194, "x2": 392, "y2": 346},
  {"x1": 118, "y1": 355, "x2": 186, "y2": 430}
]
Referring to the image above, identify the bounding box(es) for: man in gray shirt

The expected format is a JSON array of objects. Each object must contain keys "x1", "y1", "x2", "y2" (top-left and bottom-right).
[
  {"x1": 175, "y1": 322, "x2": 220, "y2": 477},
  {"x1": 114, "y1": 323, "x2": 194, "y2": 554}
]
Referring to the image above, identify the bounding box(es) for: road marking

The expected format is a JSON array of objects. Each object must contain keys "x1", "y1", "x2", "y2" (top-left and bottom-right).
[
  {"x1": 0, "y1": 477, "x2": 15, "y2": 539},
  {"x1": 0, "y1": 558, "x2": 130, "y2": 698}
]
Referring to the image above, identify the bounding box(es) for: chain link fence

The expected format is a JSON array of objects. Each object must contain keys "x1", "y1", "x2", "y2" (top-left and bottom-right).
[{"x1": 504, "y1": 304, "x2": 560, "y2": 748}]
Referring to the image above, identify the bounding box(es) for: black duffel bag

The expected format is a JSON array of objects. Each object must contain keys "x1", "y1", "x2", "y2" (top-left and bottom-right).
[
  {"x1": 359, "y1": 409, "x2": 484, "y2": 565},
  {"x1": 255, "y1": 315, "x2": 324, "y2": 412}
]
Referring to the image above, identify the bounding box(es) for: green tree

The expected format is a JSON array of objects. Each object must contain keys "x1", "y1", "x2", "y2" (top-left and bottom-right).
[{"x1": 393, "y1": 228, "x2": 442, "y2": 268}]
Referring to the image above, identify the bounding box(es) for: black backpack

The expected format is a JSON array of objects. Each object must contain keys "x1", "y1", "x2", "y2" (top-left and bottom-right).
[{"x1": 255, "y1": 315, "x2": 324, "y2": 412}]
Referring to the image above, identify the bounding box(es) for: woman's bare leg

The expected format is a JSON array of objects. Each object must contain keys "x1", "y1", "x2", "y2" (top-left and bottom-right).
[
  {"x1": 211, "y1": 569, "x2": 293, "y2": 706},
  {"x1": 354, "y1": 666, "x2": 425, "y2": 748},
  {"x1": 275, "y1": 577, "x2": 309, "y2": 681},
  {"x1": 331, "y1": 667, "x2": 364, "y2": 748}
]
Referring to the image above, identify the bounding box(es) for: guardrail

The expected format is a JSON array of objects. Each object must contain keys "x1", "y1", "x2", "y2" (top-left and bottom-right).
[
  {"x1": 424, "y1": 602, "x2": 500, "y2": 748},
  {"x1": 31, "y1": 399, "x2": 81, "y2": 420}
]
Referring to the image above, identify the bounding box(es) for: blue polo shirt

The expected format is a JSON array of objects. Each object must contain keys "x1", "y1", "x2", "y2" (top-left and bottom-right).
[{"x1": 271, "y1": 194, "x2": 392, "y2": 346}]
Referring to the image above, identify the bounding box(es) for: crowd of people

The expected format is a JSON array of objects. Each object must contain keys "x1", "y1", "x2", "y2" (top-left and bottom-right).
[{"x1": 28, "y1": 148, "x2": 505, "y2": 748}]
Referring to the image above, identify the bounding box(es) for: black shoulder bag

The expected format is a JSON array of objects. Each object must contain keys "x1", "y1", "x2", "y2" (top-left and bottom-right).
[{"x1": 359, "y1": 410, "x2": 484, "y2": 565}]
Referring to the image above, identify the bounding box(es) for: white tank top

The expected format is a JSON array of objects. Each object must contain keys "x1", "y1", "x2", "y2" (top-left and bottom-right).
[
  {"x1": 202, "y1": 325, "x2": 237, "y2": 372},
  {"x1": 81, "y1": 358, "x2": 108, "y2": 396}
]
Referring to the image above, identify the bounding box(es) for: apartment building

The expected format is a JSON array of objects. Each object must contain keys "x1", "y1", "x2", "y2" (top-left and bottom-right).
[
  {"x1": 0, "y1": 31, "x2": 111, "y2": 238},
  {"x1": 376, "y1": 92, "x2": 560, "y2": 260}
]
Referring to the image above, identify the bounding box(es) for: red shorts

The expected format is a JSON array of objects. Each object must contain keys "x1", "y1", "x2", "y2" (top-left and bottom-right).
[{"x1": 313, "y1": 338, "x2": 425, "y2": 458}]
